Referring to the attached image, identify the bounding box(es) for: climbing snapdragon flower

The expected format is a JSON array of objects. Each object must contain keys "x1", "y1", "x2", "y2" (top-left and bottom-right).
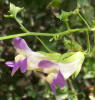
[{"x1": 5, "y1": 37, "x2": 85, "y2": 95}]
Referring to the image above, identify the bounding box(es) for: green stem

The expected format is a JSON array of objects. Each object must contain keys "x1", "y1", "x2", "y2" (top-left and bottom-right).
[
  {"x1": 65, "y1": 21, "x2": 74, "y2": 41},
  {"x1": 1, "y1": 27, "x2": 95, "y2": 40},
  {"x1": 57, "y1": 27, "x2": 92, "y2": 36},
  {"x1": 78, "y1": 12, "x2": 90, "y2": 28},
  {"x1": 15, "y1": 17, "x2": 29, "y2": 32},
  {"x1": 86, "y1": 31, "x2": 90, "y2": 52},
  {"x1": 36, "y1": 37, "x2": 53, "y2": 53},
  {"x1": 36, "y1": 36, "x2": 53, "y2": 52},
  {"x1": 0, "y1": 32, "x2": 54, "y2": 40},
  {"x1": 68, "y1": 79, "x2": 78, "y2": 100},
  {"x1": 78, "y1": 13, "x2": 90, "y2": 52}
]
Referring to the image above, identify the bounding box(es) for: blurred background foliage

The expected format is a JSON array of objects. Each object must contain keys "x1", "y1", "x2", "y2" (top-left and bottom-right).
[{"x1": 0, "y1": 0, "x2": 95, "y2": 100}]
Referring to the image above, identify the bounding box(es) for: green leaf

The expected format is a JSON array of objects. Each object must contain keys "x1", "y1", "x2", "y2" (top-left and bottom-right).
[
  {"x1": 38, "y1": 51, "x2": 62, "y2": 62},
  {"x1": 5, "y1": 3, "x2": 23, "y2": 18},
  {"x1": 57, "y1": 10, "x2": 73, "y2": 21},
  {"x1": 57, "y1": 8, "x2": 79, "y2": 21}
]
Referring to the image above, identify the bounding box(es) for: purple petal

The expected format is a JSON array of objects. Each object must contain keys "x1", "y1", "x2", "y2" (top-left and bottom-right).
[
  {"x1": 11, "y1": 58, "x2": 27, "y2": 76},
  {"x1": 50, "y1": 80, "x2": 56, "y2": 95},
  {"x1": 13, "y1": 37, "x2": 29, "y2": 50},
  {"x1": 55, "y1": 71, "x2": 65, "y2": 87},
  {"x1": 5, "y1": 61, "x2": 15, "y2": 67},
  {"x1": 38, "y1": 60, "x2": 56, "y2": 68},
  {"x1": 11, "y1": 61, "x2": 21, "y2": 76},
  {"x1": 50, "y1": 71, "x2": 65, "y2": 95},
  {"x1": 5, "y1": 58, "x2": 27, "y2": 76},
  {"x1": 20, "y1": 58, "x2": 27, "y2": 73}
]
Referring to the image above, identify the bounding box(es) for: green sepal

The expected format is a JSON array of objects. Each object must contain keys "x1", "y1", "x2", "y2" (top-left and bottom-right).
[
  {"x1": 38, "y1": 51, "x2": 76, "y2": 62},
  {"x1": 38, "y1": 51, "x2": 61, "y2": 62},
  {"x1": 62, "y1": 52, "x2": 84, "y2": 63}
]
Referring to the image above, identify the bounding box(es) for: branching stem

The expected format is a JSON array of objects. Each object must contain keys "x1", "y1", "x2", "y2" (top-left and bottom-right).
[{"x1": 0, "y1": 27, "x2": 95, "y2": 40}]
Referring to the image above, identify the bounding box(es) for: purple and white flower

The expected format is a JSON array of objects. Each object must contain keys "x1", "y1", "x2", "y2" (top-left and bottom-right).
[
  {"x1": 5, "y1": 37, "x2": 46, "y2": 75},
  {"x1": 5, "y1": 37, "x2": 84, "y2": 95}
]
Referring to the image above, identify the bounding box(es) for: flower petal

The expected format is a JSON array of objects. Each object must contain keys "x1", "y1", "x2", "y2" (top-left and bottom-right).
[
  {"x1": 38, "y1": 60, "x2": 56, "y2": 68},
  {"x1": 20, "y1": 58, "x2": 27, "y2": 73},
  {"x1": 50, "y1": 71, "x2": 65, "y2": 95},
  {"x1": 10, "y1": 58, "x2": 27, "y2": 76},
  {"x1": 59, "y1": 59, "x2": 80, "y2": 79},
  {"x1": 13, "y1": 37, "x2": 29, "y2": 50},
  {"x1": 5, "y1": 61, "x2": 15, "y2": 67},
  {"x1": 11, "y1": 61, "x2": 20, "y2": 76}
]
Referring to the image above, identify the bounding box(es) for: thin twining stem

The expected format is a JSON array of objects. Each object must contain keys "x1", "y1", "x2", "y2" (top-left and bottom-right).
[
  {"x1": 78, "y1": 12, "x2": 90, "y2": 28},
  {"x1": 36, "y1": 37, "x2": 53, "y2": 53},
  {"x1": 0, "y1": 27, "x2": 95, "y2": 40},
  {"x1": 15, "y1": 17, "x2": 29, "y2": 33},
  {"x1": 77, "y1": 13, "x2": 90, "y2": 52}
]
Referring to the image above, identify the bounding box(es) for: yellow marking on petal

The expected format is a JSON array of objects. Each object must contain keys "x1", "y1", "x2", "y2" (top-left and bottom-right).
[
  {"x1": 16, "y1": 49, "x2": 27, "y2": 56},
  {"x1": 27, "y1": 65, "x2": 42, "y2": 71},
  {"x1": 46, "y1": 73, "x2": 57, "y2": 83},
  {"x1": 15, "y1": 54, "x2": 25, "y2": 62},
  {"x1": 43, "y1": 67, "x2": 58, "y2": 74}
]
